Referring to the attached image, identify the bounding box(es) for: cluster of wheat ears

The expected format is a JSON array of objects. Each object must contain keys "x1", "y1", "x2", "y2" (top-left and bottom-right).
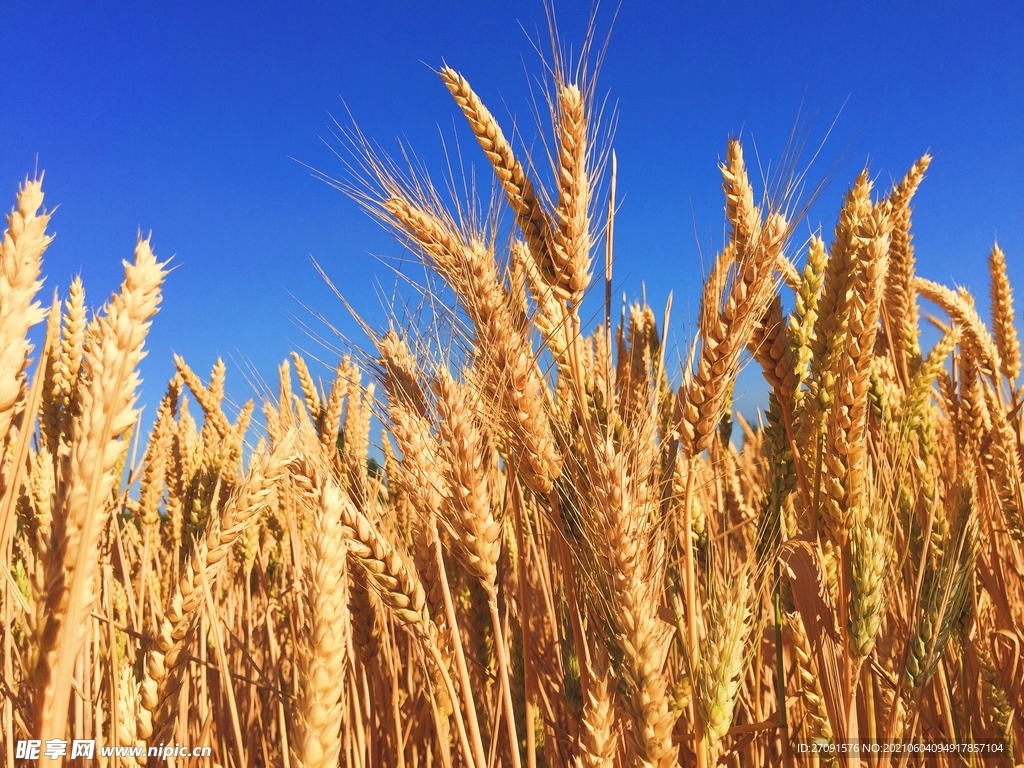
[{"x1": 2, "y1": 38, "x2": 1023, "y2": 768}]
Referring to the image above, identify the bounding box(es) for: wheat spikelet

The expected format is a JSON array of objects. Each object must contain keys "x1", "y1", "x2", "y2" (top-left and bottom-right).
[{"x1": 576, "y1": 649, "x2": 617, "y2": 768}]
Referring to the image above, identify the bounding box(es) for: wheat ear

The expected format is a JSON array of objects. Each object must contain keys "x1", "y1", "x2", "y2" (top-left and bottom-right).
[
  {"x1": 882, "y1": 154, "x2": 930, "y2": 382},
  {"x1": 376, "y1": 332, "x2": 489, "y2": 764},
  {"x1": 799, "y1": 172, "x2": 872, "y2": 466},
  {"x1": 37, "y1": 237, "x2": 165, "y2": 743},
  {"x1": 435, "y1": 368, "x2": 522, "y2": 768},
  {"x1": 291, "y1": 351, "x2": 323, "y2": 423},
  {"x1": 786, "y1": 612, "x2": 834, "y2": 746},
  {"x1": 915, "y1": 278, "x2": 1002, "y2": 381},
  {"x1": 681, "y1": 141, "x2": 785, "y2": 454},
  {"x1": 0, "y1": 177, "x2": 51, "y2": 447},
  {"x1": 174, "y1": 354, "x2": 232, "y2": 441},
  {"x1": 320, "y1": 356, "x2": 353, "y2": 455},
  {"x1": 696, "y1": 570, "x2": 753, "y2": 748},
  {"x1": 439, "y1": 66, "x2": 554, "y2": 282},
  {"x1": 40, "y1": 275, "x2": 86, "y2": 453},
  {"x1": 589, "y1": 431, "x2": 676, "y2": 766},
  {"x1": 988, "y1": 243, "x2": 1020, "y2": 385},
  {"x1": 550, "y1": 83, "x2": 592, "y2": 305},
  {"x1": 341, "y1": 368, "x2": 373, "y2": 508},
  {"x1": 291, "y1": 476, "x2": 351, "y2": 768},
  {"x1": 820, "y1": 200, "x2": 893, "y2": 547}
]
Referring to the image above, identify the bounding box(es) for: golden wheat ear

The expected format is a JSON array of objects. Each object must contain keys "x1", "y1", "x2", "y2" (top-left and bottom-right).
[
  {"x1": 0, "y1": 176, "x2": 51, "y2": 448},
  {"x1": 290, "y1": 474, "x2": 350, "y2": 768},
  {"x1": 37, "y1": 235, "x2": 166, "y2": 743},
  {"x1": 439, "y1": 66, "x2": 555, "y2": 282},
  {"x1": 989, "y1": 243, "x2": 1021, "y2": 385},
  {"x1": 882, "y1": 154, "x2": 930, "y2": 382}
]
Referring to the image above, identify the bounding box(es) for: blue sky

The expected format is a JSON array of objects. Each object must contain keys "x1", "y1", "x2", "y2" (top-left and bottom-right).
[{"x1": 2, "y1": 1, "x2": 1022, "y2": 421}]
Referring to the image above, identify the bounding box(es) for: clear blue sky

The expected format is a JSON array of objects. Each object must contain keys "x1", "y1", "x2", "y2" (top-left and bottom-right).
[{"x1": 3, "y1": 2, "x2": 1022, "y2": 421}]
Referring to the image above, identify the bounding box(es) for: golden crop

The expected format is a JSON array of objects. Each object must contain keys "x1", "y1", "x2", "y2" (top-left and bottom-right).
[{"x1": 1, "y1": 37, "x2": 1021, "y2": 768}]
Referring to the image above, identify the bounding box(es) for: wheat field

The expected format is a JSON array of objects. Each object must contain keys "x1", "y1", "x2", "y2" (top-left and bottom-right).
[{"x1": 1, "y1": 36, "x2": 1022, "y2": 768}]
